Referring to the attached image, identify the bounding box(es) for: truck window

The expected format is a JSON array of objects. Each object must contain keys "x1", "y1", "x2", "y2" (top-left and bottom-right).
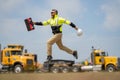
[
  {"x1": 8, "y1": 46, "x2": 16, "y2": 48},
  {"x1": 101, "y1": 52, "x2": 106, "y2": 56},
  {"x1": 11, "y1": 51, "x2": 22, "y2": 55},
  {"x1": 95, "y1": 53, "x2": 100, "y2": 56},
  {"x1": 5, "y1": 52, "x2": 10, "y2": 57}
]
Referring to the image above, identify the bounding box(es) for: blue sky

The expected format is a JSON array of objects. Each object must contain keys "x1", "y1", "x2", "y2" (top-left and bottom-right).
[{"x1": 0, "y1": 0, "x2": 120, "y2": 63}]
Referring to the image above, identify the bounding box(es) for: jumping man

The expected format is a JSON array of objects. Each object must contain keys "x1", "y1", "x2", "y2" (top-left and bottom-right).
[{"x1": 33, "y1": 9, "x2": 79, "y2": 60}]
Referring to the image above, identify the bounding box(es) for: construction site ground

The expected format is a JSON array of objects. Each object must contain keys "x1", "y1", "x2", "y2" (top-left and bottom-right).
[{"x1": 0, "y1": 72, "x2": 120, "y2": 80}]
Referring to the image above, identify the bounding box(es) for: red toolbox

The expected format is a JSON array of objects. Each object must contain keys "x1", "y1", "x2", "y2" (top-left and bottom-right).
[{"x1": 24, "y1": 18, "x2": 35, "y2": 31}]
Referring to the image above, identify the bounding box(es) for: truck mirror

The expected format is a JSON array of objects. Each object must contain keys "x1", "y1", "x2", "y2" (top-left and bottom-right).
[
  {"x1": 24, "y1": 49, "x2": 27, "y2": 53},
  {"x1": 107, "y1": 52, "x2": 108, "y2": 56}
]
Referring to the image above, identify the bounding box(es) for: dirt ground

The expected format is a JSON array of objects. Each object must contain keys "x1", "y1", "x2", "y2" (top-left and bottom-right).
[{"x1": 0, "y1": 72, "x2": 120, "y2": 80}]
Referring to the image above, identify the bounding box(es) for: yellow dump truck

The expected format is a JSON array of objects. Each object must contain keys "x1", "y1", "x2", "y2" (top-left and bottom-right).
[{"x1": 0, "y1": 44, "x2": 38, "y2": 73}]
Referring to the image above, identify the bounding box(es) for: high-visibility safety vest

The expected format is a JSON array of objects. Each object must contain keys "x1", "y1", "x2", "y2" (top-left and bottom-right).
[{"x1": 42, "y1": 15, "x2": 71, "y2": 34}]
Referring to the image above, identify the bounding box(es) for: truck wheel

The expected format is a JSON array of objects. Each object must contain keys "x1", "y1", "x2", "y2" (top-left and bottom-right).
[
  {"x1": 14, "y1": 65, "x2": 23, "y2": 73},
  {"x1": 51, "y1": 67, "x2": 60, "y2": 73},
  {"x1": 72, "y1": 66, "x2": 80, "y2": 72},
  {"x1": 61, "y1": 67, "x2": 69, "y2": 73},
  {"x1": 106, "y1": 65, "x2": 115, "y2": 72}
]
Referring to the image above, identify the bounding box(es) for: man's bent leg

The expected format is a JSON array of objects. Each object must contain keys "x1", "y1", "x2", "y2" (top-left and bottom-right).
[
  {"x1": 56, "y1": 37, "x2": 78, "y2": 59},
  {"x1": 56, "y1": 38, "x2": 73, "y2": 54}
]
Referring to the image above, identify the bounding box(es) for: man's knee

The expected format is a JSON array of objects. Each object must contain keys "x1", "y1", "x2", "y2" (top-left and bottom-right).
[
  {"x1": 58, "y1": 45, "x2": 64, "y2": 50},
  {"x1": 47, "y1": 40, "x2": 53, "y2": 45}
]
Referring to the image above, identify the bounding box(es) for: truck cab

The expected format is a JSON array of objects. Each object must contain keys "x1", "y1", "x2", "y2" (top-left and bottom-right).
[
  {"x1": 91, "y1": 47, "x2": 118, "y2": 72},
  {"x1": 7, "y1": 44, "x2": 24, "y2": 52},
  {"x1": 0, "y1": 44, "x2": 37, "y2": 73}
]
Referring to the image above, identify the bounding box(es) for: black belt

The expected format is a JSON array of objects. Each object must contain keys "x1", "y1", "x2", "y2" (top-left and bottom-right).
[{"x1": 53, "y1": 32, "x2": 62, "y2": 35}]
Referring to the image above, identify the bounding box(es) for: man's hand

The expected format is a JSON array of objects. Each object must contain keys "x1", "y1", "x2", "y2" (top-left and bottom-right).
[
  {"x1": 75, "y1": 27, "x2": 78, "y2": 30},
  {"x1": 33, "y1": 22, "x2": 36, "y2": 25}
]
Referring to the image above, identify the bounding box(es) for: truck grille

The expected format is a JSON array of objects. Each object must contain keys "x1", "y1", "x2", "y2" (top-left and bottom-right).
[{"x1": 26, "y1": 59, "x2": 33, "y2": 65}]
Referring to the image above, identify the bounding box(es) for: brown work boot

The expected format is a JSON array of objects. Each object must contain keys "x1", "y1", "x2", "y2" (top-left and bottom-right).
[
  {"x1": 73, "y1": 51, "x2": 78, "y2": 59},
  {"x1": 47, "y1": 55, "x2": 53, "y2": 61}
]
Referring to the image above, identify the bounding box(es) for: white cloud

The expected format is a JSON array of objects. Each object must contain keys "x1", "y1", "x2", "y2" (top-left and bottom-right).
[
  {"x1": 0, "y1": 18, "x2": 24, "y2": 37},
  {"x1": 0, "y1": 0, "x2": 25, "y2": 12},
  {"x1": 45, "y1": 0, "x2": 85, "y2": 19},
  {"x1": 101, "y1": 0, "x2": 120, "y2": 30}
]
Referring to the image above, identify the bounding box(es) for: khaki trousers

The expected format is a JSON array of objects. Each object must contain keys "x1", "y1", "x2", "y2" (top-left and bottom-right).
[{"x1": 47, "y1": 33, "x2": 73, "y2": 56}]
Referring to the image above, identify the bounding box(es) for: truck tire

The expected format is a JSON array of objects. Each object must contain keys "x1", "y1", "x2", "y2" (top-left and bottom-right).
[
  {"x1": 51, "y1": 67, "x2": 60, "y2": 73},
  {"x1": 72, "y1": 66, "x2": 80, "y2": 72},
  {"x1": 106, "y1": 64, "x2": 115, "y2": 72},
  {"x1": 61, "y1": 67, "x2": 69, "y2": 73},
  {"x1": 14, "y1": 65, "x2": 23, "y2": 73}
]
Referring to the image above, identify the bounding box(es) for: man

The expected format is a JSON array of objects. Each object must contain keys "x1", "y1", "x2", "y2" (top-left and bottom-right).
[{"x1": 33, "y1": 9, "x2": 79, "y2": 60}]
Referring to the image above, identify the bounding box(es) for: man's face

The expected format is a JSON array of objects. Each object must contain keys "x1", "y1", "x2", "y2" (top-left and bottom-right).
[{"x1": 51, "y1": 11, "x2": 56, "y2": 18}]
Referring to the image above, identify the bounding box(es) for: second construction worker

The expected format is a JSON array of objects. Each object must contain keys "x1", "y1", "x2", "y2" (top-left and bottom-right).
[{"x1": 33, "y1": 9, "x2": 79, "y2": 60}]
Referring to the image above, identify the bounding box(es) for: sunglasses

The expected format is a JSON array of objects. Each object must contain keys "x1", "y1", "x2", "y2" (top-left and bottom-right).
[{"x1": 51, "y1": 11, "x2": 56, "y2": 13}]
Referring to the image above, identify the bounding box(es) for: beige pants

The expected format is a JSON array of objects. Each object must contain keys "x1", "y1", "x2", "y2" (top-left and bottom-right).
[{"x1": 47, "y1": 33, "x2": 73, "y2": 56}]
